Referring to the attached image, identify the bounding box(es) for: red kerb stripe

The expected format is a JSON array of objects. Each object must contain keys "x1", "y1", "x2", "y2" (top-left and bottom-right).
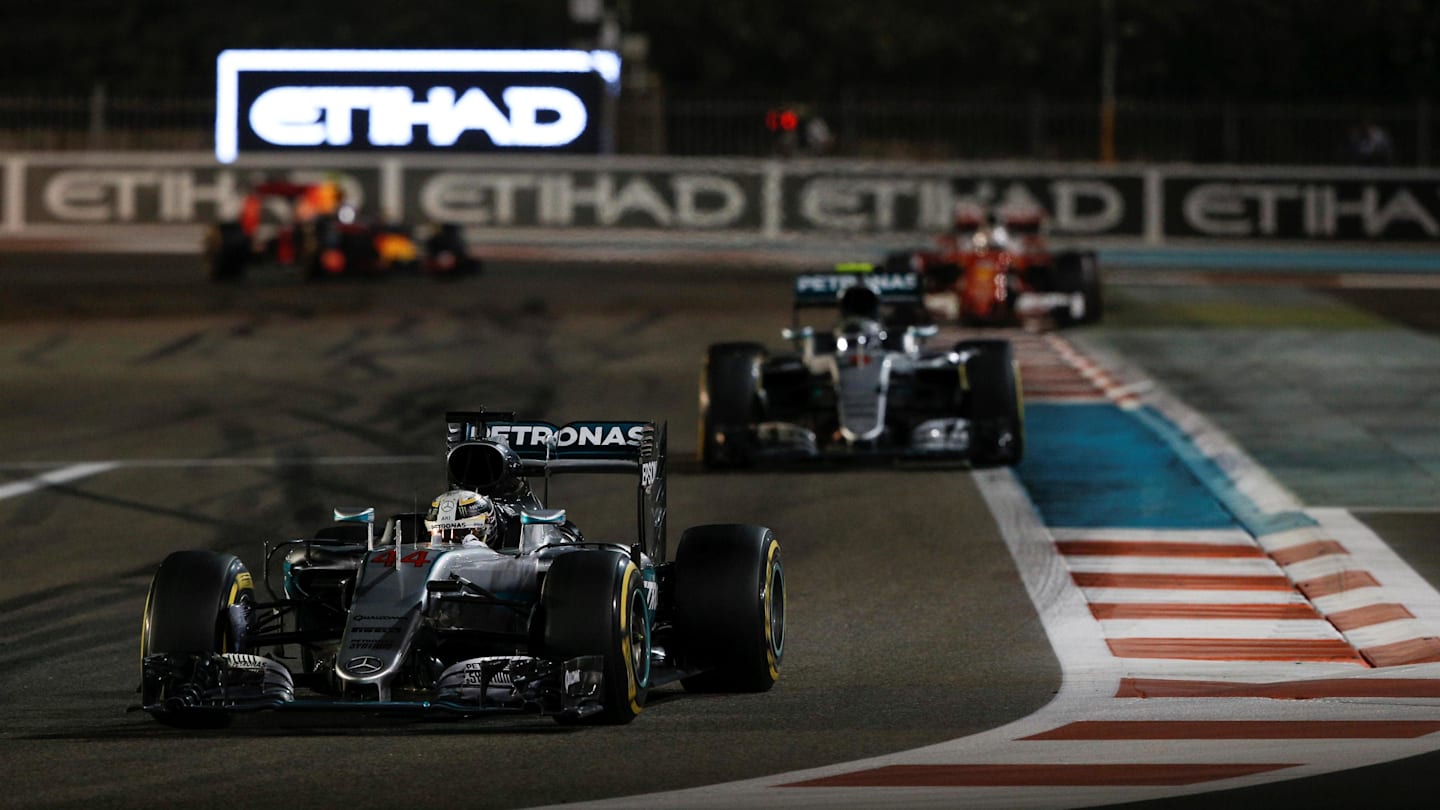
[
  {"x1": 1116, "y1": 677, "x2": 1440, "y2": 699},
  {"x1": 1023, "y1": 720, "x2": 1440, "y2": 740},
  {"x1": 1270, "y1": 540, "x2": 1348, "y2": 566},
  {"x1": 1297, "y1": 571, "x2": 1381, "y2": 599},
  {"x1": 1360, "y1": 637, "x2": 1440, "y2": 668},
  {"x1": 1107, "y1": 638, "x2": 1363, "y2": 663},
  {"x1": 1091, "y1": 603, "x2": 1319, "y2": 620},
  {"x1": 1326, "y1": 603, "x2": 1414, "y2": 631},
  {"x1": 782, "y1": 763, "x2": 1296, "y2": 788},
  {"x1": 1074, "y1": 572, "x2": 1293, "y2": 590}
]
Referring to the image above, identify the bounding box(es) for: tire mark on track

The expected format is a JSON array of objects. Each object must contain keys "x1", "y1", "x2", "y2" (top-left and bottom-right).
[
  {"x1": 132, "y1": 331, "x2": 207, "y2": 364},
  {"x1": 18, "y1": 332, "x2": 68, "y2": 365}
]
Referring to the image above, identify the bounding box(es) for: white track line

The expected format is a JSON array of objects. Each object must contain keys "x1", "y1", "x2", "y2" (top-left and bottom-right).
[
  {"x1": 0, "y1": 456, "x2": 431, "y2": 501},
  {"x1": 0, "y1": 462, "x2": 119, "y2": 500}
]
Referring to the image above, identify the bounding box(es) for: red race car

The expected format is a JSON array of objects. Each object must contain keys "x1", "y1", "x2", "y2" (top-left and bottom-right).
[
  {"x1": 890, "y1": 204, "x2": 1102, "y2": 328},
  {"x1": 203, "y1": 179, "x2": 479, "y2": 283}
]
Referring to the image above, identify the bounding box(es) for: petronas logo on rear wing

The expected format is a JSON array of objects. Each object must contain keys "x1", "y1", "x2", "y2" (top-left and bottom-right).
[
  {"x1": 445, "y1": 412, "x2": 656, "y2": 461},
  {"x1": 794, "y1": 270, "x2": 921, "y2": 306},
  {"x1": 489, "y1": 421, "x2": 649, "y2": 458}
]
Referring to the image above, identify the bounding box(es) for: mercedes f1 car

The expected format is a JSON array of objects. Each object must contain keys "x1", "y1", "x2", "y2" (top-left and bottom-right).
[
  {"x1": 138, "y1": 412, "x2": 784, "y2": 727},
  {"x1": 700, "y1": 265, "x2": 1024, "y2": 468},
  {"x1": 890, "y1": 205, "x2": 1102, "y2": 328}
]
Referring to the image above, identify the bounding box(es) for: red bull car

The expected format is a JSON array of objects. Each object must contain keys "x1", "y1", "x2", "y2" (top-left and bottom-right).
[{"x1": 203, "y1": 180, "x2": 479, "y2": 282}]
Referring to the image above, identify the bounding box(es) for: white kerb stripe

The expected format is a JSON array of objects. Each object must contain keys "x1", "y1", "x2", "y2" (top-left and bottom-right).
[
  {"x1": 0, "y1": 462, "x2": 120, "y2": 500},
  {"x1": 1050, "y1": 528, "x2": 1258, "y2": 544},
  {"x1": 1062, "y1": 557, "x2": 1285, "y2": 576}
]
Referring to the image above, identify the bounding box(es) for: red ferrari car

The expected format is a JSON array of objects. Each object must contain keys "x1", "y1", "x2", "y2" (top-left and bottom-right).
[{"x1": 891, "y1": 206, "x2": 1102, "y2": 328}]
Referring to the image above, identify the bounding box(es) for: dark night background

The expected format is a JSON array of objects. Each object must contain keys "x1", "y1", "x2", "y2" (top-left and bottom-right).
[{"x1": 3, "y1": 0, "x2": 1438, "y2": 101}]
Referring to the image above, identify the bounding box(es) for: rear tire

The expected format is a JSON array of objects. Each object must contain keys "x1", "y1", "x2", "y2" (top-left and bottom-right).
[
  {"x1": 140, "y1": 550, "x2": 253, "y2": 728},
  {"x1": 426, "y1": 223, "x2": 480, "y2": 278},
  {"x1": 957, "y1": 339, "x2": 1025, "y2": 466},
  {"x1": 542, "y1": 551, "x2": 650, "y2": 725},
  {"x1": 675, "y1": 524, "x2": 785, "y2": 693},
  {"x1": 203, "y1": 223, "x2": 249, "y2": 282},
  {"x1": 700, "y1": 343, "x2": 767, "y2": 468},
  {"x1": 1055, "y1": 250, "x2": 1103, "y2": 325}
]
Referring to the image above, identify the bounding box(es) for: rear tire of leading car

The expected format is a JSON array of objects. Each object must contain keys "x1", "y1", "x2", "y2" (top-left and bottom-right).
[
  {"x1": 700, "y1": 343, "x2": 767, "y2": 468},
  {"x1": 957, "y1": 339, "x2": 1025, "y2": 467},
  {"x1": 139, "y1": 550, "x2": 253, "y2": 728},
  {"x1": 542, "y1": 550, "x2": 650, "y2": 725},
  {"x1": 1055, "y1": 250, "x2": 1103, "y2": 325},
  {"x1": 203, "y1": 223, "x2": 249, "y2": 283},
  {"x1": 675, "y1": 524, "x2": 784, "y2": 693},
  {"x1": 425, "y1": 223, "x2": 480, "y2": 279}
]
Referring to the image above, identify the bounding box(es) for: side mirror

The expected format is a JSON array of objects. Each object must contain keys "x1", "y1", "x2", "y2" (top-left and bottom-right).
[
  {"x1": 334, "y1": 506, "x2": 377, "y2": 549},
  {"x1": 333, "y1": 506, "x2": 375, "y2": 524}
]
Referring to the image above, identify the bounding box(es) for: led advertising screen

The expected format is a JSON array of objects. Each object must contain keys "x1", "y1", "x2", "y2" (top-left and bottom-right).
[{"x1": 215, "y1": 49, "x2": 621, "y2": 163}]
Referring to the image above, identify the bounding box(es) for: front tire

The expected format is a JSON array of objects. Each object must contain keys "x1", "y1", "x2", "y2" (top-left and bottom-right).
[
  {"x1": 700, "y1": 343, "x2": 767, "y2": 468},
  {"x1": 675, "y1": 524, "x2": 785, "y2": 692},
  {"x1": 1055, "y1": 250, "x2": 1103, "y2": 325},
  {"x1": 139, "y1": 550, "x2": 253, "y2": 727},
  {"x1": 202, "y1": 223, "x2": 249, "y2": 282},
  {"x1": 542, "y1": 551, "x2": 650, "y2": 724},
  {"x1": 958, "y1": 339, "x2": 1025, "y2": 466}
]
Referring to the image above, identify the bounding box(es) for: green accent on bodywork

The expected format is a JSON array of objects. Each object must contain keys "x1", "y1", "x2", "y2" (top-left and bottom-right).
[
  {"x1": 834, "y1": 262, "x2": 875, "y2": 273},
  {"x1": 520, "y1": 510, "x2": 566, "y2": 525},
  {"x1": 334, "y1": 506, "x2": 376, "y2": 523}
]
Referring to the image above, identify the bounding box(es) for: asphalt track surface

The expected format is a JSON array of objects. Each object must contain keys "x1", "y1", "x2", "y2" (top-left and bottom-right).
[{"x1": 1, "y1": 253, "x2": 1438, "y2": 809}]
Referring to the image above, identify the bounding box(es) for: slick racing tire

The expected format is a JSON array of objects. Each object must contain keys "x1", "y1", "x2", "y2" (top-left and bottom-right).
[
  {"x1": 139, "y1": 550, "x2": 254, "y2": 728},
  {"x1": 1055, "y1": 250, "x2": 1103, "y2": 325},
  {"x1": 425, "y1": 223, "x2": 480, "y2": 278},
  {"x1": 203, "y1": 222, "x2": 249, "y2": 283},
  {"x1": 700, "y1": 342, "x2": 767, "y2": 468},
  {"x1": 542, "y1": 550, "x2": 650, "y2": 725},
  {"x1": 957, "y1": 339, "x2": 1025, "y2": 466},
  {"x1": 674, "y1": 524, "x2": 785, "y2": 693}
]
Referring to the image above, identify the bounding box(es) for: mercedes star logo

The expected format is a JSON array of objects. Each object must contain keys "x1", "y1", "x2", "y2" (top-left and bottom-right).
[{"x1": 347, "y1": 656, "x2": 383, "y2": 675}]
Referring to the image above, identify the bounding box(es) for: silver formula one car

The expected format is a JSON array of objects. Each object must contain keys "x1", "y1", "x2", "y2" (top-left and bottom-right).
[
  {"x1": 700, "y1": 264, "x2": 1024, "y2": 468},
  {"x1": 138, "y1": 411, "x2": 784, "y2": 727}
]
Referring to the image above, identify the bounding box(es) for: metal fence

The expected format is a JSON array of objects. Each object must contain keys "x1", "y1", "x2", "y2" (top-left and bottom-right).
[{"x1": 1, "y1": 89, "x2": 1432, "y2": 166}]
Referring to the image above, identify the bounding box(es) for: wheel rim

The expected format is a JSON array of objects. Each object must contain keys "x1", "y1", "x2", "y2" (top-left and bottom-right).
[
  {"x1": 763, "y1": 545, "x2": 785, "y2": 675},
  {"x1": 627, "y1": 587, "x2": 650, "y2": 688}
]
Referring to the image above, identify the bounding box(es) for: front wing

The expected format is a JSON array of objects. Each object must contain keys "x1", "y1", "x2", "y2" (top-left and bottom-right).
[
  {"x1": 740, "y1": 417, "x2": 978, "y2": 464},
  {"x1": 137, "y1": 652, "x2": 607, "y2": 720}
]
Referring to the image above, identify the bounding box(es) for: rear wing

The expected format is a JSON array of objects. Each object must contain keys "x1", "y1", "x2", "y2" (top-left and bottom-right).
[
  {"x1": 446, "y1": 411, "x2": 660, "y2": 471},
  {"x1": 793, "y1": 262, "x2": 923, "y2": 309},
  {"x1": 445, "y1": 411, "x2": 669, "y2": 560}
]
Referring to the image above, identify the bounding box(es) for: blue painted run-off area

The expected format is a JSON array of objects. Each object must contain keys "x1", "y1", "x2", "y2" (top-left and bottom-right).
[{"x1": 1016, "y1": 402, "x2": 1240, "y2": 530}]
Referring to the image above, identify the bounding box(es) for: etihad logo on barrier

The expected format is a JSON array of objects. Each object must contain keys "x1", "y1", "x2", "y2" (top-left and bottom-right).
[{"x1": 215, "y1": 49, "x2": 620, "y2": 163}]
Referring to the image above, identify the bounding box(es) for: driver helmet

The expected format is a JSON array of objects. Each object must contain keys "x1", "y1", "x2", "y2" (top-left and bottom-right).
[
  {"x1": 839, "y1": 284, "x2": 881, "y2": 321},
  {"x1": 425, "y1": 489, "x2": 496, "y2": 546}
]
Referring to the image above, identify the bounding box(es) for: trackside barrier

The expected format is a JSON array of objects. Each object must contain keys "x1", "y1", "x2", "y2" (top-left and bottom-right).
[{"x1": 2, "y1": 152, "x2": 1438, "y2": 260}]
